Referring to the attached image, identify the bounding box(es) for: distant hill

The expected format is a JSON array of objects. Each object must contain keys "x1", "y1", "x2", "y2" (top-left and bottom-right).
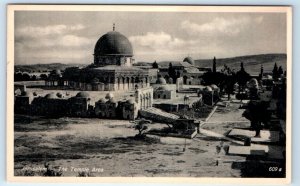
[
  {"x1": 194, "y1": 53, "x2": 287, "y2": 74},
  {"x1": 15, "y1": 54, "x2": 287, "y2": 75},
  {"x1": 156, "y1": 53, "x2": 287, "y2": 75},
  {"x1": 15, "y1": 63, "x2": 86, "y2": 73}
]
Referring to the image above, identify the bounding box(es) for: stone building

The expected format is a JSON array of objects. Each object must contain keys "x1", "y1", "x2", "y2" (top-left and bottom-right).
[
  {"x1": 68, "y1": 92, "x2": 92, "y2": 117},
  {"x1": 153, "y1": 86, "x2": 176, "y2": 99},
  {"x1": 14, "y1": 91, "x2": 34, "y2": 114},
  {"x1": 31, "y1": 93, "x2": 69, "y2": 117},
  {"x1": 120, "y1": 99, "x2": 138, "y2": 120},
  {"x1": 153, "y1": 77, "x2": 176, "y2": 99},
  {"x1": 93, "y1": 89, "x2": 145, "y2": 120},
  {"x1": 46, "y1": 26, "x2": 153, "y2": 91},
  {"x1": 94, "y1": 92, "x2": 119, "y2": 118},
  {"x1": 198, "y1": 85, "x2": 220, "y2": 106},
  {"x1": 134, "y1": 87, "x2": 153, "y2": 110},
  {"x1": 157, "y1": 57, "x2": 206, "y2": 85}
]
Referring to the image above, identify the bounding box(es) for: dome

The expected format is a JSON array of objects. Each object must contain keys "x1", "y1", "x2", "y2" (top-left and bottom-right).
[
  {"x1": 91, "y1": 78, "x2": 99, "y2": 84},
  {"x1": 126, "y1": 99, "x2": 136, "y2": 104},
  {"x1": 108, "y1": 98, "x2": 117, "y2": 104},
  {"x1": 204, "y1": 86, "x2": 213, "y2": 92},
  {"x1": 156, "y1": 77, "x2": 167, "y2": 85},
  {"x1": 44, "y1": 93, "x2": 57, "y2": 99},
  {"x1": 94, "y1": 31, "x2": 133, "y2": 57},
  {"x1": 168, "y1": 77, "x2": 173, "y2": 84},
  {"x1": 55, "y1": 69, "x2": 61, "y2": 75},
  {"x1": 105, "y1": 92, "x2": 114, "y2": 99},
  {"x1": 76, "y1": 92, "x2": 90, "y2": 98},
  {"x1": 183, "y1": 57, "x2": 195, "y2": 65},
  {"x1": 210, "y1": 84, "x2": 218, "y2": 90},
  {"x1": 98, "y1": 98, "x2": 106, "y2": 103},
  {"x1": 248, "y1": 78, "x2": 259, "y2": 89}
]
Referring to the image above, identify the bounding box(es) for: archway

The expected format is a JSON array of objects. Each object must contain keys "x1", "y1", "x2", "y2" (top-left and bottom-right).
[{"x1": 183, "y1": 76, "x2": 188, "y2": 84}]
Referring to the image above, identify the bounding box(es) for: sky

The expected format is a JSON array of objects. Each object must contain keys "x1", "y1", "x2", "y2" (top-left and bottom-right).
[{"x1": 14, "y1": 11, "x2": 287, "y2": 65}]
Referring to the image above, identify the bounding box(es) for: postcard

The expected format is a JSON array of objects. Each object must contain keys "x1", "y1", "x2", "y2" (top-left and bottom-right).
[{"x1": 7, "y1": 5, "x2": 292, "y2": 184}]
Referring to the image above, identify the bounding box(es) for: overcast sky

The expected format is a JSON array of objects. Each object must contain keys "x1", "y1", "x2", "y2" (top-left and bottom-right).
[{"x1": 14, "y1": 11, "x2": 287, "y2": 65}]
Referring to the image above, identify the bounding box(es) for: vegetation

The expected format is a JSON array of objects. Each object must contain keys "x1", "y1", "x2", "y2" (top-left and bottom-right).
[
  {"x1": 152, "y1": 61, "x2": 159, "y2": 68},
  {"x1": 272, "y1": 62, "x2": 284, "y2": 81},
  {"x1": 193, "y1": 53, "x2": 286, "y2": 74},
  {"x1": 168, "y1": 63, "x2": 179, "y2": 83},
  {"x1": 242, "y1": 101, "x2": 271, "y2": 136},
  {"x1": 235, "y1": 62, "x2": 251, "y2": 94},
  {"x1": 212, "y1": 56, "x2": 217, "y2": 73},
  {"x1": 134, "y1": 119, "x2": 151, "y2": 137}
]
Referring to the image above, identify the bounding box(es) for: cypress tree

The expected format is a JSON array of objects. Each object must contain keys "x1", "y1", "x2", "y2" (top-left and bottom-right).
[{"x1": 213, "y1": 56, "x2": 217, "y2": 73}]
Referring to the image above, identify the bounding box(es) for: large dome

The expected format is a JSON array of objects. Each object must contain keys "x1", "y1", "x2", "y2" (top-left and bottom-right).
[
  {"x1": 183, "y1": 57, "x2": 194, "y2": 65},
  {"x1": 94, "y1": 31, "x2": 133, "y2": 56}
]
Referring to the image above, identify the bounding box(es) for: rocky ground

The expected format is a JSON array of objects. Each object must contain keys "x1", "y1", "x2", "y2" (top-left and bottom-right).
[{"x1": 14, "y1": 102, "x2": 251, "y2": 177}]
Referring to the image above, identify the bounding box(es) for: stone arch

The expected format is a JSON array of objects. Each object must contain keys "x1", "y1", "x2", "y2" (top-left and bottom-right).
[
  {"x1": 126, "y1": 77, "x2": 130, "y2": 90},
  {"x1": 140, "y1": 80, "x2": 144, "y2": 88},
  {"x1": 147, "y1": 92, "x2": 151, "y2": 107},
  {"x1": 116, "y1": 77, "x2": 120, "y2": 90},
  {"x1": 131, "y1": 77, "x2": 135, "y2": 90},
  {"x1": 122, "y1": 77, "x2": 126, "y2": 90},
  {"x1": 143, "y1": 94, "x2": 146, "y2": 109}
]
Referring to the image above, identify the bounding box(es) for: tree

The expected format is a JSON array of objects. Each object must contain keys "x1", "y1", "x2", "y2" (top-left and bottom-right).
[
  {"x1": 134, "y1": 119, "x2": 151, "y2": 138},
  {"x1": 152, "y1": 61, "x2": 158, "y2": 68},
  {"x1": 40, "y1": 74, "x2": 48, "y2": 80},
  {"x1": 14, "y1": 72, "x2": 23, "y2": 81},
  {"x1": 259, "y1": 64, "x2": 264, "y2": 80},
  {"x1": 272, "y1": 63, "x2": 279, "y2": 80},
  {"x1": 202, "y1": 71, "x2": 225, "y2": 86},
  {"x1": 224, "y1": 74, "x2": 236, "y2": 100},
  {"x1": 235, "y1": 62, "x2": 250, "y2": 94},
  {"x1": 242, "y1": 101, "x2": 271, "y2": 137},
  {"x1": 31, "y1": 75, "x2": 37, "y2": 81},
  {"x1": 168, "y1": 63, "x2": 177, "y2": 83},
  {"x1": 278, "y1": 66, "x2": 284, "y2": 76},
  {"x1": 213, "y1": 56, "x2": 217, "y2": 73}
]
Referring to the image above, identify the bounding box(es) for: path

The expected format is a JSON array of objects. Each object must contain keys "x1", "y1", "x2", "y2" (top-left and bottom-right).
[{"x1": 196, "y1": 128, "x2": 244, "y2": 145}]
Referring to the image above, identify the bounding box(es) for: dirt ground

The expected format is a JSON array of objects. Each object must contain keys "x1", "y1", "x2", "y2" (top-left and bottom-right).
[{"x1": 14, "y1": 114, "x2": 247, "y2": 177}]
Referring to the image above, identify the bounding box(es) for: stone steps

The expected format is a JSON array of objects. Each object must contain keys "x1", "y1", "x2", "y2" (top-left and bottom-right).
[{"x1": 139, "y1": 107, "x2": 179, "y2": 123}]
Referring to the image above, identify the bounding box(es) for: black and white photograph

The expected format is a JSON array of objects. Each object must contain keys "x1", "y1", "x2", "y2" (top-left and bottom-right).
[{"x1": 6, "y1": 5, "x2": 292, "y2": 183}]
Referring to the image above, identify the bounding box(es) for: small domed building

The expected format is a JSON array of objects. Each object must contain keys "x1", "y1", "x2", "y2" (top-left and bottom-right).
[
  {"x1": 157, "y1": 56, "x2": 205, "y2": 85},
  {"x1": 29, "y1": 92, "x2": 69, "y2": 116},
  {"x1": 153, "y1": 77, "x2": 176, "y2": 99},
  {"x1": 156, "y1": 77, "x2": 167, "y2": 85},
  {"x1": 122, "y1": 99, "x2": 138, "y2": 120},
  {"x1": 68, "y1": 92, "x2": 92, "y2": 117}
]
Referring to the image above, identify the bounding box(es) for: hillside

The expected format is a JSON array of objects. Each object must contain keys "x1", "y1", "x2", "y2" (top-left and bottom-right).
[
  {"x1": 155, "y1": 54, "x2": 287, "y2": 75},
  {"x1": 15, "y1": 54, "x2": 287, "y2": 75},
  {"x1": 195, "y1": 53, "x2": 287, "y2": 74},
  {"x1": 14, "y1": 63, "x2": 86, "y2": 73}
]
